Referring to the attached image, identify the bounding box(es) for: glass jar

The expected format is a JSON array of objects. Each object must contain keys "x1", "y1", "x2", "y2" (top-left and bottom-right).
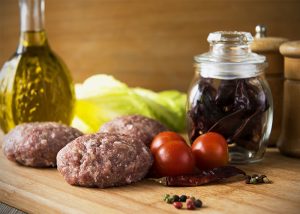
[{"x1": 187, "y1": 31, "x2": 273, "y2": 164}]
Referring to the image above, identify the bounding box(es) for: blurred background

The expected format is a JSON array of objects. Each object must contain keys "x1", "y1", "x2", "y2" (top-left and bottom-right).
[{"x1": 1, "y1": 0, "x2": 299, "y2": 92}]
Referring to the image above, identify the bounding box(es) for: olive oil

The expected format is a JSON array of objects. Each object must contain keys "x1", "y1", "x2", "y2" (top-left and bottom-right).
[{"x1": 0, "y1": 0, "x2": 75, "y2": 133}]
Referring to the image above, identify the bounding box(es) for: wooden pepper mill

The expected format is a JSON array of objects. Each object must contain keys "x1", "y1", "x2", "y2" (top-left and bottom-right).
[
  {"x1": 278, "y1": 41, "x2": 300, "y2": 158},
  {"x1": 251, "y1": 25, "x2": 288, "y2": 146}
]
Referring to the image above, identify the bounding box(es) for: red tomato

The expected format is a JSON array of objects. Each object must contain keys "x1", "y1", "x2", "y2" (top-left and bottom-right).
[
  {"x1": 154, "y1": 140, "x2": 195, "y2": 176},
  {"x1": 150, "y1": 131, "x2": 186, "y2": 154},
  {"x1": 192, "y1": 132, "x2": 228, "y2": 170}
]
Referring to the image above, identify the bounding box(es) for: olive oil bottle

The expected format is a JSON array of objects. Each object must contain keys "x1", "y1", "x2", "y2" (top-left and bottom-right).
[{"x1": 0, "y1": 0, "x2": 75, "y2": 133}]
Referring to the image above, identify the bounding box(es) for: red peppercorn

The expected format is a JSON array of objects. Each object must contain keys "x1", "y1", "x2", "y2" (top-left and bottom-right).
[
  {"x1": 173, "y1": 201, "x2": 183, "y2": 209},
  {"x1": 186, "y1": 199, "x2": 195, "y2": 210}
]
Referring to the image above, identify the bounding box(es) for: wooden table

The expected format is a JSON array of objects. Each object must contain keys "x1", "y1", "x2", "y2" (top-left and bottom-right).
[{"x1": 1, "y1": 145, "x2": 300, "y2": 214}]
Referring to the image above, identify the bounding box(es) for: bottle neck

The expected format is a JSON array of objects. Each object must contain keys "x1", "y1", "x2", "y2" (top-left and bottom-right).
[
  {"x1": 20, "y1": 0, "x2": 44, "y2": 32},
  {"x1": 18, "y1": 0, "x2": 48, "y2": 49}
]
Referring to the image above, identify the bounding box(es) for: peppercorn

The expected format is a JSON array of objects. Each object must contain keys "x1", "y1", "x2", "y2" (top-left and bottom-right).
[
  {"x1": 173, "y1": 195, "x2": 180, "y2": 202},
  {"x1": 163, "y1": 194, "x2": 170, "y2": 202},
  {"x1": 245, "y1": 175, "x2": 251, "y2": 184},
  {"x1": 166, "y1": 197, "x2": 174, "y2": 204},
  {"x1": 250, "y1": 177, "x2": 257, "y2": 184},
  {"x1": 245, "y1": 174, "x2": 271, "y2": 184},
  {"x1": 186, "y1": 199, "x2": 195, "y2": 210},
  {"x1": 263, "y1": 176, "x2": 271, "y2": 183},
  {"x1": 259, "y1": 175, "x2": 266, "y2": 181},
  {"x1": 173, "y1": 202, "x2": 183, "y2": 209},
  {"x1": 190, "y1": 196, "x2": 196, "y2": 202},
  {"x1": 179, "y1": 195, "x2": 187, "y2": 202},
  {"x1": 194, "y1": 199, "x2": 203, "y2": 208},
  {"x1": 256, "y1": 176, "x2": 263, "y2": 183}
]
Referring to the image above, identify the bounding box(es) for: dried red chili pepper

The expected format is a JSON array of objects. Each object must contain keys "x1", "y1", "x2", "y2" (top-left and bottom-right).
[{"x1": 154, "y1": 166, "x2": 246, "y2": 187}]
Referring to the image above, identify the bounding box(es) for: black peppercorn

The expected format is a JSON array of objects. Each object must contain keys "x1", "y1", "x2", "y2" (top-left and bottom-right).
[
  {"x1": 173, "y1": 195, "x2": 180, "y2": 202},
  {"x1": 194, "y1": 199, "x2": 203, "y2": 208},
  {"x1": 256, "y1": 175, "x2": 264, "y2": 183},
  {"x1": 245, "y1": 175, "x2": 251, "y2": 184},
  {"x1": 179, "y1": 195, "x2": 187, "y2": 202}
]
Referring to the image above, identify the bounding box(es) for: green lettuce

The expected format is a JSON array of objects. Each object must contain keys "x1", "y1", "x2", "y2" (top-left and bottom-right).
[{"x1": 71, "y1": 74, "x2": 187, "y2": 133}]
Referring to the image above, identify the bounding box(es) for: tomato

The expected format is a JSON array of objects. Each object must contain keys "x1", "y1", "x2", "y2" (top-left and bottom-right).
[
  {"x1": 154, "y1": 140, "x2": 195, "y2": 176},
  {"x1": 150, "y1": 131, "x2": 186, "y2": 154},
  {"x1": 192, "y1": 132, "x2": 228, "y2": 170}
]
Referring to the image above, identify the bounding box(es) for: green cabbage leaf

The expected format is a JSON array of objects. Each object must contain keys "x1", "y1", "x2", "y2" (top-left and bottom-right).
[{"x1": 72, "y1": 74, "x2": 186, "y2": 133}]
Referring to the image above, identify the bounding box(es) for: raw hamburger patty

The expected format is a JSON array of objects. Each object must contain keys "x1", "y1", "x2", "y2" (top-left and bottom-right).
[
  {"x1": 99, "y1": 115, "x2": 168, "y2": 147},
  {"x1": 3, "y1": 122, "x2": 83, "y2": 167},
  {"x1": 57, "y1": 132, "x2": 153, "y2": 188}
]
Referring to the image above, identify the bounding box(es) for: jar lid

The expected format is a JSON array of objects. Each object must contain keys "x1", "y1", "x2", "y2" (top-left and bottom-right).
[
  {"x1": 195, "y1": 31, "x2": 267, "y2": 79},
  {"x1": 280, "y1": 41, "x2": 300, "y2": 57},
  {"x1": 195, "y1": 31, "x2": 266, "y2": 64}
]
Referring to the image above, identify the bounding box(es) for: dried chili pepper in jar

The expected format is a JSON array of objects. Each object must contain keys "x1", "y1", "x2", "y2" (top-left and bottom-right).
[{"x1": 187, "y1": 31, "x2": 273, "y2": 164}]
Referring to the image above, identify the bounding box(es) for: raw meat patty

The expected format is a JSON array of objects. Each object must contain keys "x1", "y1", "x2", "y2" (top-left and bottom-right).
[
  {"x1": 3, "y1": 122, "x2": 83, "y2": 167},
  {"x1": 57, "y1": 132, "x2": 153, "y2": 188},
  {"x1": 99, "y1": 115, "x2": 168, "y2": 147}
]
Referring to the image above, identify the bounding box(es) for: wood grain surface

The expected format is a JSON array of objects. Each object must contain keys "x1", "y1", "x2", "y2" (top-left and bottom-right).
[
  {"x1": 0, "y1": 145, "x2": 300, "y2": 214},
  {"x1": 1, "y1": 0, "x2": 300, "y2": 91}
]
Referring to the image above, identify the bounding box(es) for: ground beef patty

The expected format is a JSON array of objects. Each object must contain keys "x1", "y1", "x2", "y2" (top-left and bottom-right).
[
  {"x1": 99, "y1": 115, "x2": 168, "y2": 147},
  {"x1": 57, "y1": 132, "x2": 153, "y2": 188},
  {"x1": 3, "y1": 122, "x2": 83, "y2": 167}
]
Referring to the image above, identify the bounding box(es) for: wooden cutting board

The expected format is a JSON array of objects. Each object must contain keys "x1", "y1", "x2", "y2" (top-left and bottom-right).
[{"x1": 1, "y1": 143, "x2": 300, "y2": 214}]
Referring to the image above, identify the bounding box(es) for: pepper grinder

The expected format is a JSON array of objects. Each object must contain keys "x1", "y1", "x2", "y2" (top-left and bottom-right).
[
  {"x1": 278, "y1": 41, "x2": 300, "y2": 158},
  {"x1": 251, "y1": 25, "x2": 288, "y2": 146}
]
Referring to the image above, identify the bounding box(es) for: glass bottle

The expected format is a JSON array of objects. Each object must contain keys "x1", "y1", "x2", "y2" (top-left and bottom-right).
[
  {"x1": 187, "y1": 31, "x2": 273, "y2": 164},
  {"x1": 0, "y1": 0, "x2": 75, "y2": 133}
]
